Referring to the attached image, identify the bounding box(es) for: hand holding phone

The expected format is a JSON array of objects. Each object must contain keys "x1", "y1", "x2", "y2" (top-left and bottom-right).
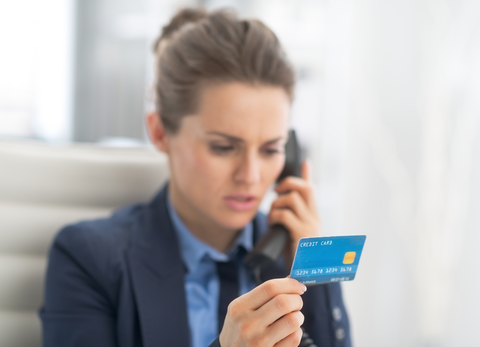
[{"x1": 269, "y1": 161, "x2": 320, "y2": 268}]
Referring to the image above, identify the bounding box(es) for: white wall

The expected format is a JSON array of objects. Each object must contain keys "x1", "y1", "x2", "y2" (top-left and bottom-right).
[
  {"x1": 342, "y1": 0, "x2": 480, "y2": 346},
  {"x1": 0, "y1": 0, "x2": 74, "y2": 141}
]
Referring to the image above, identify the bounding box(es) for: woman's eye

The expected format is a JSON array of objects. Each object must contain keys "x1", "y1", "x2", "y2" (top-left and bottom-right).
[
  {"x1": 262, "y1": 148, "x2": 281, "y2": 156},
  {"x1": 211, "y1": 145, "x2": 235, "y2": 154}
]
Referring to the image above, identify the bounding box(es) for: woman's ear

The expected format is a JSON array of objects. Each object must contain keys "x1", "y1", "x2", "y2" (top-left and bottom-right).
[{"x1": 146, "y1": 112, "x2": 169, "y2": 153}]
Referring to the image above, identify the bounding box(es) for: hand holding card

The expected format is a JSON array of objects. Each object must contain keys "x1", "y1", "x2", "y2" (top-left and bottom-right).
[{"x1": 290, "y1": 235, "x2": 366, "y2": 285}]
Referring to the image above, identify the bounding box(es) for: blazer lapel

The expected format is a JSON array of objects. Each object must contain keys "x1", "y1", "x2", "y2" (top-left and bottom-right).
[{"x1": 126, "y1": 185, "x2": 190, "y2": 347}]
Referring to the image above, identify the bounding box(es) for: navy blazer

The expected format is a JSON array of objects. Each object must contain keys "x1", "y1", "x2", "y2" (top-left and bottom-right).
[{"x1": 40, "y1": 185, "x2": 351, "y2": 347}]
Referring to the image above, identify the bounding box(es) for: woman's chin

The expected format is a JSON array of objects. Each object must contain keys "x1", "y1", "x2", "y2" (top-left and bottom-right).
[{"x1": 216, "y1": 210, "x2": 258, "y2": 231}]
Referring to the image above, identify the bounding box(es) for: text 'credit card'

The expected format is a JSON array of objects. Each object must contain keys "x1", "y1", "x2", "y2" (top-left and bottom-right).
[{"x1": 290, "y1": 235, "x2": 366, "y2": 285}]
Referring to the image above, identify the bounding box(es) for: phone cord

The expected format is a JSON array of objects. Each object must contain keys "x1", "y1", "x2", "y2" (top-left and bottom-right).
[{"x1": 299, "y1": 328, "x2": 317, "y2": 347}]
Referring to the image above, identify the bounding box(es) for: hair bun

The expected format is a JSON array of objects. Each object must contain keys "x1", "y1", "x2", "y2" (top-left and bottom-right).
[{"x1": 153, "y1": 8, "x2": 207, "y2": 52}]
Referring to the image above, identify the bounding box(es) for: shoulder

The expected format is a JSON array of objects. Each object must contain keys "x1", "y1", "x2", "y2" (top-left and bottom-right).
[
  {"x1": 50, "y1": 202, "x2": 147, "y2": 286},
  {"x1": 54, "y1": 203, "x2": 141, "y2": 251}
]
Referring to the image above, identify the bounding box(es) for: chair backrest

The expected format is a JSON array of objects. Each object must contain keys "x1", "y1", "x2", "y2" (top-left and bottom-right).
[{"x1": 0, "y1": 139, "x2": 169, "y2": 347}]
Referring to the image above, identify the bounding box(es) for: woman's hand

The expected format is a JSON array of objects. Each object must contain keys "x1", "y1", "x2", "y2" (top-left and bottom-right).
[
  {"x1": 268, "y1": 160, "x2": 320, "y2": 268},
  {"x1": 219, "y1": 278, "x2": 306, "y2": 347}
]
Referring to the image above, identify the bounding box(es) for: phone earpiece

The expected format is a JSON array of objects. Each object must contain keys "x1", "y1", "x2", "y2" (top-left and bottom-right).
[{"x1": 276, "y1": 130, "x2": 302, "y2": 183}]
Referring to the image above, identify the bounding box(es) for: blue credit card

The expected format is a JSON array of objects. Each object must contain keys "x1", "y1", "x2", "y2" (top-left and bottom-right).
[{"x1": 290, "y1": 235, "x2": 366, "y2": 285}]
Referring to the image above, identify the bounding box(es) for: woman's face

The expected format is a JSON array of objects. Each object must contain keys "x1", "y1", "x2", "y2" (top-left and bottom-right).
[{"x1": 159, "y1": 82, "x2": 290, "y2": 232}]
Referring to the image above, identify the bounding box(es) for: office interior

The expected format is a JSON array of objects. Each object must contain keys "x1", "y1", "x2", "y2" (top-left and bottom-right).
[{"x1": 1, "y1": 0, "x2": 480, "y2": 346}]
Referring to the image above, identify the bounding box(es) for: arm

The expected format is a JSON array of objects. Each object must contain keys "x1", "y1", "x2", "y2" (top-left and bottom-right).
[{"x1": 40, "y1": 226, "x2": 117, "y2": 347}]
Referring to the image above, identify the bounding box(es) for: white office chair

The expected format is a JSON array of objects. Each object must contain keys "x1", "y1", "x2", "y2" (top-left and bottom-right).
[{"x1": 0, "y1": 139, "x2": 169, "y2": 347}]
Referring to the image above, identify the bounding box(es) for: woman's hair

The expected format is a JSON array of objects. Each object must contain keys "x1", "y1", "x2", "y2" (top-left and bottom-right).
[{"x1": 153, "y1": 8, "x2": 295, "y2": 133}]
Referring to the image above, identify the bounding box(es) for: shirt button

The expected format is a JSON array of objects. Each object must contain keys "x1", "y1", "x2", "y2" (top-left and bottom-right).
[
  {"x1": 335, "y1": 328, "x2": 345, "y2": 340},
  {"x1": 332, "y1": 306, "x2": 342, "y2": 321}
]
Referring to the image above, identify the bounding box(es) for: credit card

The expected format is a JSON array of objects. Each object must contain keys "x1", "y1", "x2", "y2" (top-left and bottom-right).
[{"x1": 290, "y1": 235, "x2": 366, "y2": 285}]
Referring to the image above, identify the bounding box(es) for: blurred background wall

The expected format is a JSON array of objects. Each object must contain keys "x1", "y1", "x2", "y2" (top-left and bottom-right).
[{"x1": 1, "y1": 0, "x2": 480, "y2": 346}]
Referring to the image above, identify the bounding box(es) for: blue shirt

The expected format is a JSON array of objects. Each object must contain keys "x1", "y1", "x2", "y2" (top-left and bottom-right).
[{"x1": 166, "y1": 195, "x2": 257, "y2": 347}]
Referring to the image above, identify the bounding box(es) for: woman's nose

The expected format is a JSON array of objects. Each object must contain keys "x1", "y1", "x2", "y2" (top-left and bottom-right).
[{"x1": 233, "y1": 153, "x2": 261, "y2": 184}]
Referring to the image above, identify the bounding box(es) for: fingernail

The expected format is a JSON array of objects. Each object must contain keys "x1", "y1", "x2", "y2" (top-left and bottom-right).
[{"x1": 302, "y1": 284, "x2": 307, "y2": 293}]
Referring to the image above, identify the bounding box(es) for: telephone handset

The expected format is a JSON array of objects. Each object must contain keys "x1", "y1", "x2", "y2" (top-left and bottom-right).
[
  {"x1": 243, "y1": 130, "x2": 317, "y2": 347},
  {"x1": 243, "y1": 129, "x2": 302, "y2": 282}
]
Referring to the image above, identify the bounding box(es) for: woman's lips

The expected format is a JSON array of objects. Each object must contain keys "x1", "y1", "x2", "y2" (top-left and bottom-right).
[{"x1": 223, "y1": 194, "x2": 258, "y2": 212}]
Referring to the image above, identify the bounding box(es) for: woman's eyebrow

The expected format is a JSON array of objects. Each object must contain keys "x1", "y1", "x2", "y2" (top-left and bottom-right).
[
  {"x1": 206, "y1": 131, "x2": 244, "y2": 142},
  {"x1": 206, "y1": 131, "x2": 284, "y2": 145},
  {"x1": 264, "y1": 137, "x2": 284, "y2": 145}
]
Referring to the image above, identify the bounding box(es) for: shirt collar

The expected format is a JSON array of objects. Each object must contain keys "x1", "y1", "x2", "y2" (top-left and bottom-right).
[{"x1": 166, "y1": 191, "x2": 254, "y2": 274}]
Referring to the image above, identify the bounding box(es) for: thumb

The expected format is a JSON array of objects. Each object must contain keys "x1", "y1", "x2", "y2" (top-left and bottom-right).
[{"x1": 301, "y1": 159, "x2": 312, "y2": 181}]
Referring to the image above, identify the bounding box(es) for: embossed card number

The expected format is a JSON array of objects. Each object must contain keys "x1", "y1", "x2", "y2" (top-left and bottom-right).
[{"x1": 290, "y1": 235, "x2": 366, "y2": 286}]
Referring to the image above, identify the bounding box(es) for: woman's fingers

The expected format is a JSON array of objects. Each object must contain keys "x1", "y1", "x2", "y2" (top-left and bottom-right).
[
  {"x1": 301, "y1": 159, "x2": 311, "y2": 182},
  {"x1": 268, "y1": 208, "x2": 302, "y2": 233},
  {"x1": 270, "y1": 191, "x2": 310, "y2": 221},
  {"x1": 236, "y1": 278, "x2": 306, "y2": 311},
  {"x1": 268, "y1": 311, "x2": 305, "y2": 346},
  {"x1": 274, "y1": 328, "x2": 304, "y2": 347},
  {"x1": 275, "y1": 177, "x2": 316, "y2": 211},
  {"x1": 220, "y1": 278, "x2": 306, "y2": 347},
  {"x1": 253, "y1": 293, "x2": 303, "y2": 326}
]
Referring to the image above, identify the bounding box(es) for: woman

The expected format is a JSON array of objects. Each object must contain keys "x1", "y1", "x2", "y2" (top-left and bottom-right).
[{"x1": 40, "y1": 8, "x2": 351, "y2": 347}]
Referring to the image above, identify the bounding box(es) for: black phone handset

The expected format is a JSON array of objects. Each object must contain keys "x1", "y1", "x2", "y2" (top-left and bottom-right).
[
  {"x1": 243, "y1": 130, "x2": 318, "y2": 347},
  {"x1": 243, "y1": 129, "x2": 302, "y2": 282}
]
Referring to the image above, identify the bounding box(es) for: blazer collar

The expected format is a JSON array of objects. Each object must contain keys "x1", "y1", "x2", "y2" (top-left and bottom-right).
[
  {"x1": 126, "y1": 184, "x2": 190, "y2": 347},
  {"x1": 129, "y1": 184, "x2": 184, "y2": 278}
]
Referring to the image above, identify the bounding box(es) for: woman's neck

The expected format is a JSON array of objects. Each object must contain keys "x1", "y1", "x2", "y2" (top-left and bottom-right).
[{"x1": 168, "y1": 184, "x2": 240, "y2": 253}]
